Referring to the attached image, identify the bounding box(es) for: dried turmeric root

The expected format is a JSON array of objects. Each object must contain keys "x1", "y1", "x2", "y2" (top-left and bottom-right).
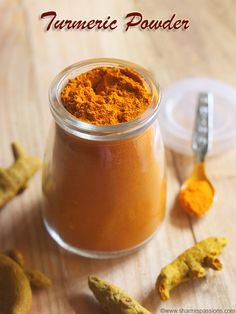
[
  {"x1": 0, "y1": 250, "x2": 52, "y2": 314},
  {"x1": 4, "y1": 249, "x2": 25, "y2": 267},
  {"x1": 88, "y1": 276, "x2": 151, "y2": 314},
  {"x1": 156, "y1": 237, "x2": 228, "y2": 301},
  {"x1": 0, "y1": 254, "x2": 32, "y2": 314},
  {"x1": 26, "y1": 270, "x2": 52, "y2": 289},
  {"x1": 0, "y1": 142, "x2": 41, "y2": 209}
]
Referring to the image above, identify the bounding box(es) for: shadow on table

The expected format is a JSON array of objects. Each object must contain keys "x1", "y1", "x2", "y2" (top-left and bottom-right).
[
  {"x1": 170, "y1": 196, "x2": 204, "y2": 229},
  {"x1": 142, "y1": 277, "x2": 207, "y2": 313},
  {"x1": 169, "y1": 196, "x2": 190, "y2": 229},
  {"x1": 169, "y1": 195, "x2": 202, "y2": 229},
  {"x1": 69, "y1": 293, "x2": 103, "y2": 314},
  {"x1": 0, "y1": 198, "x2": 51, "y2": 259}
]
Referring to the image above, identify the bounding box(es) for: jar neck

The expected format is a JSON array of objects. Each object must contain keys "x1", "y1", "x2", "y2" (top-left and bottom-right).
[{"x1": 49, "y1": 58, "x2": 161, "y2": 141}]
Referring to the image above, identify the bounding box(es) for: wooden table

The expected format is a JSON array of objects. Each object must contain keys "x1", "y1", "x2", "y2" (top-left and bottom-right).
[{"x1": 1, "y1": 1, "x2": 236, "y2": 313}]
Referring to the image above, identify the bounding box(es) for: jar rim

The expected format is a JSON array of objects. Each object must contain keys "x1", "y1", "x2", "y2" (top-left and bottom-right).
[{"x1": 49, "y1": 58, "x2": 161, "y2": 141}]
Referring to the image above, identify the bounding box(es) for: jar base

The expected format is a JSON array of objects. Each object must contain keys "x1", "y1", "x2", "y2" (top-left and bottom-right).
[{"x1": 43, "y1": 218, "x2": 161, "y2": 259}]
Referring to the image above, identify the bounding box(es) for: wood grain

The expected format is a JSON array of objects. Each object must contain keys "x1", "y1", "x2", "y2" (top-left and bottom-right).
[{"x1": 0, "y1": 0, "x2": 235, "y2": 312}]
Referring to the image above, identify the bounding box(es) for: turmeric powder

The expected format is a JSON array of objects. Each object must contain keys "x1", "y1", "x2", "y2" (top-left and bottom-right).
[
  {"x1": 45, "y1": 62, "x2": 165, "y2": 253},
  {"x1": 179, "y1": 180, "x2": 214, "y2": 217},
  {"x1": 60, "y1": 66, "x2": 151, "y2": 125}
]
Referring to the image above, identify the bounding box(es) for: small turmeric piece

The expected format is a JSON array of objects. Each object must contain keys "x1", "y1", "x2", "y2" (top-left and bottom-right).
[
  {"x1": 156, "y1": 237, "x2": 228, "y2": 301},
  {"x1": 0, "y1": 250, "x2": 52, "y2": 314},
  {"x1": 4, "y1": 249, "x2": 25, "y2": 267},
  {"x1": 0, "y1": 142, "x2": 41, "y2": 209},
  {"x1": 0, "y1": 254, "x2": 32, "y2": 314},
  {"x1": 88, "y1": 275, "x2": 151, "y2": 314},
  {"x1": 61, "y1": 66, "x2": 151, "y2": 126},
  {"x1": 179, "y1": 180, "x2": 214, "y2": 217},
  {"x1": 26, "y1": 270, "x2": 52, "y2": 289}
]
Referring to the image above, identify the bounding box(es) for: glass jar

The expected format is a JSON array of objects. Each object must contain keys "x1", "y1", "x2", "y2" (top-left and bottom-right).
[{"x1": 42, "y1": 58, "x2": 166, "y2": 258}]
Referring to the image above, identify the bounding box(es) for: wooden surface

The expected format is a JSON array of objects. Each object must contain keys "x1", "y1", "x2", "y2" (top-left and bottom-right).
[{"x1": 0, "y1": 0, "x2": 236, "y2": 312}]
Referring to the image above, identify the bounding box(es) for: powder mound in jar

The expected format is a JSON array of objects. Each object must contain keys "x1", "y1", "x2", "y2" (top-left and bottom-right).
[{"x1": 60, "y1": 66, "x2": 152, "y2": 126}]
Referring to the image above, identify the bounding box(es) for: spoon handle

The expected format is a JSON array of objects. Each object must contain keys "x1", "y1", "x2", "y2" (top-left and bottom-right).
[{"x1": 192, "y1": 93, "x2": 214, "y2": 162}]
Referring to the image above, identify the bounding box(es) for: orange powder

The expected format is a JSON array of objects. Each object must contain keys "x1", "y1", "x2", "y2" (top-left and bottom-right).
[
  {"x1": 179, "y1": 180, "x2": 214, "y2": 217},
  {"x1": 43, "y1": 126, "x2": 166, "y2": 251},
  {"x1": 43, "y1": 66, "x2": 166, "y2": 253},
  {"x1": 60, "y1": 67, "x2": 151, "y2": 125}
]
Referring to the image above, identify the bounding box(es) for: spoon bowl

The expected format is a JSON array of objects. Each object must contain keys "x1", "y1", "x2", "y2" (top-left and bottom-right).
[
  {"x1": 181, "y1": 162, "x2": 215, "y2": 194},
  {"x1": 179, "y1": 162, "x2": 215, "y2": 216}
]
